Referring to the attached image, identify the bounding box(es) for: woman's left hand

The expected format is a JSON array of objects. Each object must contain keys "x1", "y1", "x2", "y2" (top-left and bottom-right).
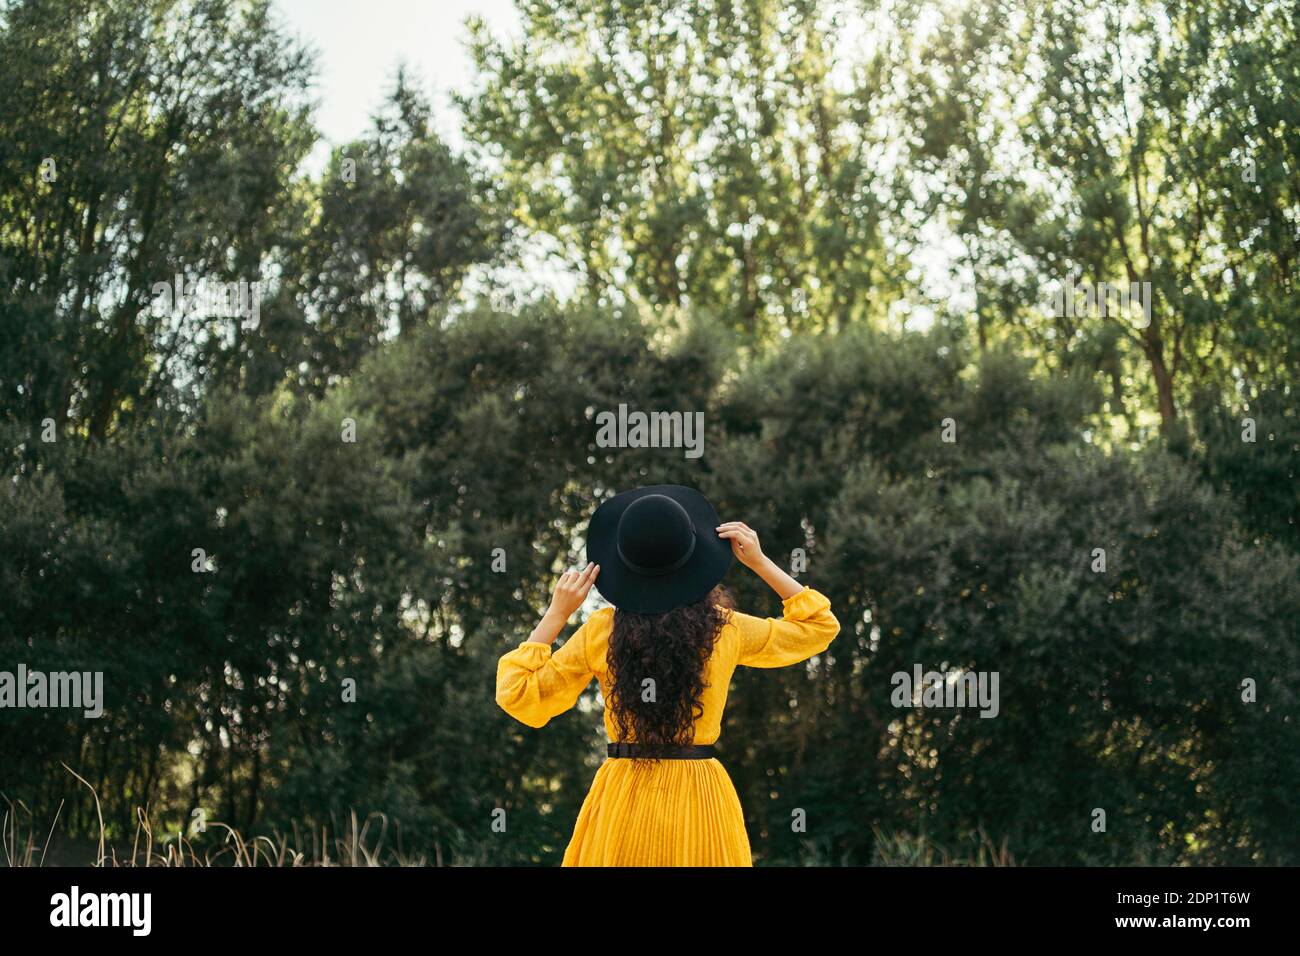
[{"x1": 546, "y1": 562, "x2": 600, "y2": 621}]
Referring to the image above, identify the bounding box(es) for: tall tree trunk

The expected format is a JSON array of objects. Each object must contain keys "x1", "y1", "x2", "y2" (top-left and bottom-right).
[{"x1": 1142, "y1": 322, "x2": 1177, "y2": 432}]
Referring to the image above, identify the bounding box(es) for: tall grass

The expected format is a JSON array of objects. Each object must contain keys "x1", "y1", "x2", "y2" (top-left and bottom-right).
[
  {"x1": 5, "y1": 769, "x2": 1016, "y2": 866},
  {"x1": 870, "y1": 826, "x2": 1016, "y2": 866},
  {"x1": 4, "y1": 769, "x2": 431, "y2": 866}
]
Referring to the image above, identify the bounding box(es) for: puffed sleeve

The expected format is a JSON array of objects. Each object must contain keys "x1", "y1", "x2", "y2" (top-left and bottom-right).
[
  {"x1": 495, "y1": 607, "x2": 612, "y2": 728},
  {"x1": 733, "y1": 587, "x2": 840, "y2": 668}
]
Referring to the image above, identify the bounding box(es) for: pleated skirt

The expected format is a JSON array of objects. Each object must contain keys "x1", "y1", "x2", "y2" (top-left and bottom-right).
[{"x1": 561, "y1": 757, "x2": 752, "y2": 866}]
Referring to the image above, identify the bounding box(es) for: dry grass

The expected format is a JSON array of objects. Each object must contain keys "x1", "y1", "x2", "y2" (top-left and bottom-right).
[
  {"x1": 3, "y1": 768, "x2": 430, "y2": 867},
  {"x1": 6, "y1": 768, "x2": 1016, "y2": 867},
  {"x1": 870, "y1": 825, "x2": 1016, "y2": 866}
]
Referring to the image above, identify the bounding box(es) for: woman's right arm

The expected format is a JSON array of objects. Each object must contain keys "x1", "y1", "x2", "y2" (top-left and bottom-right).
[{"x1": 716, "y1": 521, "x2": 841, "y2": 667}]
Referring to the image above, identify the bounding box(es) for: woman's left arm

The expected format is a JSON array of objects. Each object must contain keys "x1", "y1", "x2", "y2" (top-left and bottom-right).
[{"x1": 495, "y1": 563, "x2": 604, "y2": 728}]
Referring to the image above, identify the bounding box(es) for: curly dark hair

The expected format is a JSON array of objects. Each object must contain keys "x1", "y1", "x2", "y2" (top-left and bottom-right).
[{"x1": 605, "y1": 585, "x2": 734, "y2": 758}]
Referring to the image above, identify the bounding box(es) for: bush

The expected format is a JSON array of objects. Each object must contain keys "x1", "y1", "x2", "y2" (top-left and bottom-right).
[{"x1": 4, "y1": 304, "x2": 1297, "y2": 864}]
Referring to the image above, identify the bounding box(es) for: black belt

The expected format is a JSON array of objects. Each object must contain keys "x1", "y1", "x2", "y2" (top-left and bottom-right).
[{"x1": 607, "y1": 742, "x2": 716, "y2": 760}]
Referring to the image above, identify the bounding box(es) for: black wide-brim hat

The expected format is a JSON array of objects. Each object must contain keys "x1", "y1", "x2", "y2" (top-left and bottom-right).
[{"x1": 586, "y1": 484, "x2": 734, "y2": 614}]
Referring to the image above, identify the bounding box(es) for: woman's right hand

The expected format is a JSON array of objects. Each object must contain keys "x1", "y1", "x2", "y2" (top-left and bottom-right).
[{"x1": 716, "y1": 521, "x2": 765, "y2": 570}]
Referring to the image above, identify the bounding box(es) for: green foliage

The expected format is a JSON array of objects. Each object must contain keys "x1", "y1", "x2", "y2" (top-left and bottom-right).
[
  {"x1": 458, "y1": 0, "x2": 903, "y2": 334},
  {"x1": 894, "y1": 0, "x2": 1300, "y2": 434},
  {"x1": 5, "y1": 305, "x2": 1296, "y2": 865},
  {"x1": 0, "y1": 0, "x2": 503, "y2": 437},
  {"x1": 0, "y1": 0, "x2": 319, "y2": 436}
]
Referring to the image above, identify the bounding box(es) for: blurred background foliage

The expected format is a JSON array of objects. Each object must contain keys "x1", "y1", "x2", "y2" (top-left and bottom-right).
[{"x1": 1, "y1": 0, "x2": 1296, "y2": 864}]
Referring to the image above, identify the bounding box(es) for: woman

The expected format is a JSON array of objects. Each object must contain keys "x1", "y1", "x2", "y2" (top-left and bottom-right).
[{"x1": 495, "y1": 484, "x2": 839, "y2": 866}]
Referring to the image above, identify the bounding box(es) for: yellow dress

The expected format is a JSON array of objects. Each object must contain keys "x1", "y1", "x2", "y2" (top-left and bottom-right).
[{"x1": 495, "y1": 587, "x2": 840, "y2": 866}]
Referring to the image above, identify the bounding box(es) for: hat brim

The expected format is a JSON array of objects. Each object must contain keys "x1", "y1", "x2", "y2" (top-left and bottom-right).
[{"x1": 585, "y1": 484, "x2": 734, "y2": 614}]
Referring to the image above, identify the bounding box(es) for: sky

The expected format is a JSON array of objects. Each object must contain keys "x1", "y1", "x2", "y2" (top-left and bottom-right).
[{"x1": 275, "y1": 0, "x2": 521, "y2": 165}]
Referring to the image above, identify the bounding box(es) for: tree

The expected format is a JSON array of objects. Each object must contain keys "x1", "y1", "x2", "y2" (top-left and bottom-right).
[
  {"x1": 459, "y1": 0, "x2": 904, "y2": 336},
  {"x1": 896, "y1": 0, "x2": 1300, "y2": 436},
  {"x1": 0, "y1": 0, "x2": 317, "y2": 438}
]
